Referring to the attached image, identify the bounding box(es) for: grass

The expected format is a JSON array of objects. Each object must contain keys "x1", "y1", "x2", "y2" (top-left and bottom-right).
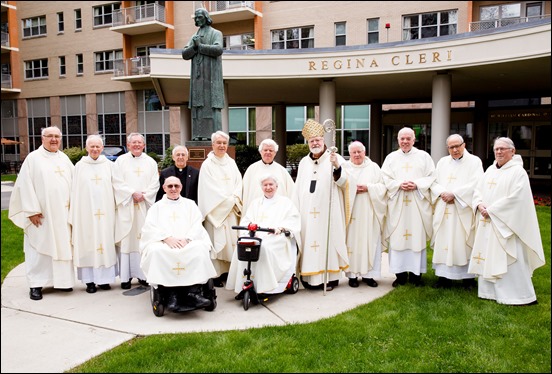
[{"x1": 1, "y1": 178, "x2": 550, "y2": 372}]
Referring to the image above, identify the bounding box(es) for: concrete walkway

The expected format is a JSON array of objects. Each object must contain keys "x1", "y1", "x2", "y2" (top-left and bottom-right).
[{"x1": 1, "y1": 256, "x2": 394, "y2": 373}]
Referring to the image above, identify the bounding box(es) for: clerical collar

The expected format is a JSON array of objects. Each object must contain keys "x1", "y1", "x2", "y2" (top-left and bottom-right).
[
  {"x1": 263, "y1": 161, "x2": 273, "y2": 165},
  {"x1": 168, "y1": 196, "x2": 180, "y2": 201},
  {"x1": 453, "y1": 155, "x2": 463, "y2": 161}
]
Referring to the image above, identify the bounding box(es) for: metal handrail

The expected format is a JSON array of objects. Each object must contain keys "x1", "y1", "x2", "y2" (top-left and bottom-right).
[{"x1": 469, "y1": 14, "x2": 550, "y2": 32}]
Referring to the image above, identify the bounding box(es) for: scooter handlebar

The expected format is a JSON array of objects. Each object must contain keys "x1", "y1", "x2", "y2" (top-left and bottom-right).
[{"x1": 231, "y1": 224, "x2": 275, "y2": 234}]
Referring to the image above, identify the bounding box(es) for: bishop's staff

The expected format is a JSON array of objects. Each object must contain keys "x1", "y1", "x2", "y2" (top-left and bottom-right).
[{"x1": 323, "y1": 119, "x2": 337, "y2": 296}]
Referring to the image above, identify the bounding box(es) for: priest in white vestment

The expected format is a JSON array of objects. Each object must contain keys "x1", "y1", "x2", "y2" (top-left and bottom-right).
[
  {"x1": 341, "y1": 141, "x2": 387, "y2": 288},
  {"x1": 293, "y1": 119, "x2": 349, "y2": 291},
  {"x1": 227, "y1": 174, "x2": 301, "y2": 296},
  {"x1": 69, "y1": 135, "x2": 119, "y2": 293},
  {"x1": 9, "y1": 126, "x2": 75, "y2": 300},
  {"x1": 140, "y1": 177, "x2": 217, "y2": 292},
  {"x1": 430, "y1": 135, "x2": 483, "y2": 289},
  {"x1": 469, "y1": 137, "x2": 545, "y2": 305},
  {"x1": 113, "y1": 133, "x2": 160, "y2": 289},
  {"x1": 381, "y1": 127, "x2": 435, "y2": 287},
  {"x1": 198, "y1": 131, "x2": 243, "y2": 285},
  {"x1": 242, "y1": 139, "x2": 295, "y2": 214}
]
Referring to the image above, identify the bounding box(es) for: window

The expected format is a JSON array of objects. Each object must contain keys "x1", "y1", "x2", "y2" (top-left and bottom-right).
[
  {"x1": 57, "y1": 12, "x2": 64, "y2": 33},
  {"x1": 76, "y1": 54, "x2": 83, "y2": 75},
  {"x1": 223, "y1": 34, "x2": 254, "y2": 50},
  {"x1": 1, "y1": 100, "x2": 20, "y2": 162},
  {"x1": 341, "y1": 105, "x2": 370, "y2": 157},
  {"x1": 59, "y1": 56, "x2": 66, "y2": 76},
  {"x1": 271, "y1": 26, "x2": 314, "y2": 49},
  {"x1": 403, "y1": 10, "x2": 457, "y2": 40},
  {"x1": 335, "y1": 22, "x2": 346, "y2": 46},
  {"x1": 97, "y1": 92, "x2": 126, "y2": 146},
  {"x1": 479, "y1": 2, "x2": 541, "y2": 28},
  {"x1": 22, "y1": 16, "x2": 47, "y2": 38},
  {"x1": 229, "y1": 107, "x2": 255, "y2": 145},
  {"x1": 24, "y1": 59, "x2": 48, "y2": 79},
  {"x1": 95, "y1": 50, "x2": 122, "y2": 73},
  {"x1": 138, "y1": 89, "x2": 170, "y2": 155},
  {"x1": 367, "y1": 18, "x2": 379, "y2": 44},
  {"x1": 60, "y1": 95, "x2": 87, "y2": 148},
  {"x1": 135, "y1": 44, "x2": 165, "y2": 73},
  {"x1": 93, "y1": 3, "x2": 120, "y2": 27},
  {"x1": 27, "y1": 98, "x2": 52, "y2": 152},
  {"x1": 74, "y1": 9, "x2": 82, "y2": 31}
]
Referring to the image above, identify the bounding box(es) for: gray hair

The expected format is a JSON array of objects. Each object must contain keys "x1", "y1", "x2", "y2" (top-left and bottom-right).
[
  {"x1": 172, "y1": 145, "x2": 188, "y2": 157},
  {"x1": 493, "y1": 137, "x2": 515, "y2": 150},
  {"x1": 259, "y1": 173, "x2": 279, "y2": 187},
  {"x1": 86, "y1": 134, "x2": 104, "y2": 147},
  {"x1": 211, "y1": 131, "x2": 229, "y2": 143},
  {"x1": 446, "y1": 134, "x2": 464, "y2": 145},
  {"x1": 258, "y1": 138, "x2": 279, "y2": 153},
  {"x1": 348, "y1": 141, "x2": 366, "y2": 153},
  {"x1": 41, "y1": 126, "x2": 62, "y2": 137},
  {"x1": 127, "y1": 132, "x2": 145, "y2": 143},
  {"x1": 397, "y1": 127, "x2": 415, "y2": 139}
]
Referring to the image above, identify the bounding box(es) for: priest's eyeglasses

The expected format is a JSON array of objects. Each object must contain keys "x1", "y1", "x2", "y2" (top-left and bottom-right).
[
  {"x1": 447, "y1": 142, "x2": 464, "y2": 150},
  {"x1": 166, "y1": 184, "x2": 181, "y2": 189},
  {"x1": 43, "y1": 134, "x2": 61, "y2": 139}
]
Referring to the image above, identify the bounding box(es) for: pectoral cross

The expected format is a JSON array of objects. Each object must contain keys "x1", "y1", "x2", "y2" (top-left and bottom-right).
[
  {"x1": 447, "y1": 174, "x2": 456, "y2": 184},
  {"x1": 54, "y1": 166, "x2": 65, "y2": 176},
  {"x1": 403, "y1": 230, "x2": 412, "y2": 240},
  {"x1": 311, "y1": 241, "x2": 320, "y2": 252},
  {"x1": 91, "y1": 174, "x2": 102, "y2": 185},
  {"x1": 96, "y1": 244, "x2": 104, "y2": 254},
  {"x1": 172, "y1": 262, "x2": 186, "y2": 275},
  {"x1": 480, "y1": 217, "x2": 490, "y2": 227},
  {"x1": 309, "y1": 208, "x2": 320, "y2": 219},
  {"x1": 487, "y1": 179, "x2": 497, "y2": 189},
  {"x1": 94, "y1": 209, "x2": 104, "y2": 220},
  {"x1": 402, "y1": 163, "x2": 412, "y2": 173},
  {"x1": 472, "y1": 251, "x2": 485, "y2": 264},
  {"x1": 134, "y1": 167, "x2": 143, "y2": 177}
]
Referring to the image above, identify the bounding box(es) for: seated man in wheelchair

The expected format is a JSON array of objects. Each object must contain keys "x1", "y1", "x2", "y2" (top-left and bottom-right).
[
  {"x1": 226, "y1": 174, "x2": 301, "y2": 298},
  {"x1": 140, "y1": 176, "x2": 217, "y2": 311}
]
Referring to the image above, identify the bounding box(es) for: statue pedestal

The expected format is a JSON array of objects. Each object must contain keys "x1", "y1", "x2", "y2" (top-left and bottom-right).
[{"x1": 186, "y1": 142, "x2": 235, "y2": 170}]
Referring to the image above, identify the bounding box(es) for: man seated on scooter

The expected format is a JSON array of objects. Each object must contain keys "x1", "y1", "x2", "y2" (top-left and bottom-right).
[
  {"x1": 226, "y1": 174, "x2": 301, "y2": 299},
  {"x1": 140, "y1": 176, "x2": 217, "y2": 310}
]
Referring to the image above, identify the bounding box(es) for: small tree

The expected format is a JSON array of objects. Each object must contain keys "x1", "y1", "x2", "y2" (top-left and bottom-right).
[
  {"x1": 63, "y1": 147, "x2": 87, "y2": 165},
  {"x1": 286, "y1": 144, "x2": 309, "y2": 180},
  {"x1": 158, "y1": 146, "x2": 175, "y2": 169},
  {"x1": 235, "y1": 144, "x2": 261, "y2": 175}
]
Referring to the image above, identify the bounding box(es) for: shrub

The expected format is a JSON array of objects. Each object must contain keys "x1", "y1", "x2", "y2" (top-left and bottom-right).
[
  {"x1": 235, "y1": 144, "x2": 261, "y2": 175},
  {"x1": 63, "y1": 147, "x2": 87, "y2": 165},
  {"x1": 158, "y1": 146, "x2": 174, "y2": 169},
  {"x1": 286, "y1": 143, "x2": 309, "y2": 179}
]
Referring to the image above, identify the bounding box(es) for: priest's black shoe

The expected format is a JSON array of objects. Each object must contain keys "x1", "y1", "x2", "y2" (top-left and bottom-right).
[
  {"x1": 29, "y1": 287, "x2": 43, "y2": 301},
  {"x1": 392, "y1": 272, "x2": 408, "y2": 287},
  {"x1": 212, "y1": 276, "x2": 224, "y2": 287},
  {"x1": 409, "y1": 273, "x2": 425, "y2": 287},
  {"x1": 121, "y1": 279, "x2": 132, "y2": 289},
  {"x1": 362, "y1": 278, "x2": 378, "y2": 287},
  {"x1": 187, "y1": 292, "x2": 211, "y2": 308},
  {"x1": 432, "y1": 277, "x2": 452, "y2": 289},
  {"x1": 98, "y1": 284, "x2": 111, "y2": 290},
  {"x1": 462, "y1": 278, "x2": 476, "y2": 290},
  {"x1": 86, "y1": 282, "x2": 97, "y2": 294},
  {"x1": 55, "y1": 287, "x2": 73, "y2": 292},
  {"x1": 348, "y1": 278, "x2": 360, "y2": 288},
  {"x1": 138, "y1": 279, "x2": 149, "y2": 287}
]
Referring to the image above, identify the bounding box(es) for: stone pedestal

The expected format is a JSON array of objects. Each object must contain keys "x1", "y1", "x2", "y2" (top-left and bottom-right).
[{"x1": 186, "y1": 142, "x2": 235, "y2": 170}]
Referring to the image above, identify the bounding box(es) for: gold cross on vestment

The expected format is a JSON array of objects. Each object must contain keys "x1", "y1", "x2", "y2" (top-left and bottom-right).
[
  {"x1": 96, "y1": 243, "x2": 104, "y2": 254},
  {"x1": 222, "y1": 174, "x2": 231, "y2": 183},
  {"x1": 402, "y1": 163, "x2": 412, "y2": 173},
  {"x1": 169, "y1": 211, "x2": 179, "y2": 222},
  {"x1": 134, "y1": 167, "x2": 143, "y2": 177},
  {"x1": 403, "y1": 230, "x2": 412, "y2": 240},
  {"x1": 256, "y1": 212, "x2": 268, "y2": 222},
  {"x1": 91, "y1": 174, "x2": 102, "y2": 185},
  {"x1": 309, "y1": 208, "x2": 320, "y2": 219},
  {"x1": 487, "y1": 179, "x2": 497, "y2": 189},
  {"x1": 444, "y1": 207, "x2": 451, "y2": 219},
  {"x1": 54, "y1": 166, "x2": 65, "y2": 176},
  {"x1": 472, "y1": 251, "x2": 485, "y2": 264},
  {"x1": 172, "y1": 262, "x2": 186, "y2": 275},
  {"x1": 347, "y1": 246, "x2": 352, "y2": 256},
  {"x1": 480, "y1": 217, "x2": 490, "y2": 227},
  {"x1": 447, "y1": 174, "x2": 457, "y2": 184},
  {"x1": 403, "y1": 196, "x2": 412, "y2": 206},
  {"x1": 311, "y1": 241, "x2": 320, "y2": 252},
  {"x1": 94, "y1": 209, "x2": 104, "y2": 220}
]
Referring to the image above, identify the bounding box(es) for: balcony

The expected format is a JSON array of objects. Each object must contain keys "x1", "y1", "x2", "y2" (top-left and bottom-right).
[
  {"x1": 112, "y1": 56, "x2": 151, "y2": 82},
  {"x1": 1, "y1": 72, "x2": 20, "y2": 94},
  {"x1": 470, "y1": 14, "x2": 550, "y2": 32},
  {"x1": 193, "y1": 1, "x2": 261, "y2": 23},
  {"x1": 110, "y1": 3, "x2": 173, "y2": 36}
]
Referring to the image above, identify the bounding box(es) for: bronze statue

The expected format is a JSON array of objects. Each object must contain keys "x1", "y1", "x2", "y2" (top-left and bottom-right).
[{"x1": 182, "y1": 8, "x2": 225, "y2": 141}]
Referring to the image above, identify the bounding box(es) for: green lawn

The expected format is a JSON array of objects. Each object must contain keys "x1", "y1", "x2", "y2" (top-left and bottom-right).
[{"x1": 2, "y1": 202, "x2": 549, "y2": 373}]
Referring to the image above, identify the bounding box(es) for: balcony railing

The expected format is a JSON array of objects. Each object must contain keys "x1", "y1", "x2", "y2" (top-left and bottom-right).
[
  {"x1": 112, "y1": 3, "x2": 166, "y2": 27},
  {"x1": 193, "y1": 1, "x2": 255, "y2": 13},
  {"x1": 470, "y1": 14, "x2": 550, "y2": 32},
  {"x1": 113, "y1": 56, "x2": 151, "y2": 78},
  {"x1": 1, "y1": 31, "x2": 9, "y2": 47},
  {"x1": 1, "y1": 73, "x2": 12, "y2": 88}
]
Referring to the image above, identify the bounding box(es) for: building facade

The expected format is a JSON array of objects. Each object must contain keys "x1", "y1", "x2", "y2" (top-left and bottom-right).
[{"x1": 1, "y1": 1, "x2": 550, "y2": 186}]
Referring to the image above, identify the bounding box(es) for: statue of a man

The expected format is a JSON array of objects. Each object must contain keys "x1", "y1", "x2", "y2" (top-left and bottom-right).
[{"x1": 182, "y1": 8, "x2": 225, "y2": 141}]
